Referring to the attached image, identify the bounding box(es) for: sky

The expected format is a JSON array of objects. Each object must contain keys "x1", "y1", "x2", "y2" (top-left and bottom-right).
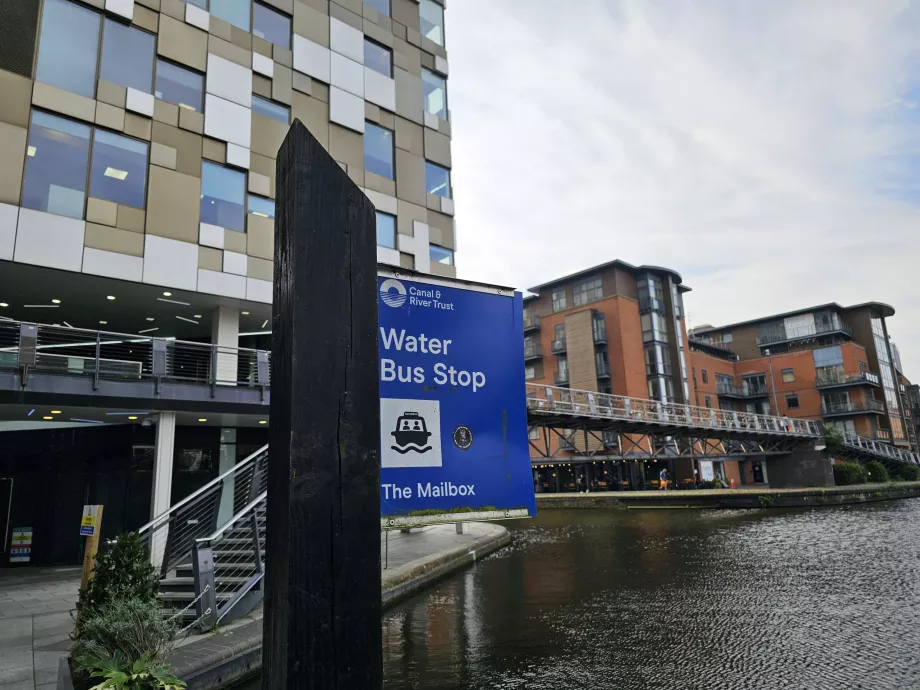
[{"x1": 445, "y1": 0, "x2": 920, "y2": 376}]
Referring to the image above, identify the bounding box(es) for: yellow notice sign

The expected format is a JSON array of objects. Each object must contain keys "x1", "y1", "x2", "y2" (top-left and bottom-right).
[{"x1": 80, "y1": 505, "x2": 99, "y2": 536}]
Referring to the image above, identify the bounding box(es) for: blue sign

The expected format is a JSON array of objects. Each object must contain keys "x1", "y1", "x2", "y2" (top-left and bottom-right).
[{"x1": 377, "y1": 273, "x2": 536, "y2": 526}]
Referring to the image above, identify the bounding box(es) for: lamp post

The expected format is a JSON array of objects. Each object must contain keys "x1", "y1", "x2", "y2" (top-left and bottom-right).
[{"x1": 765, "y1": 348, "x2": 780, "y2": 415}]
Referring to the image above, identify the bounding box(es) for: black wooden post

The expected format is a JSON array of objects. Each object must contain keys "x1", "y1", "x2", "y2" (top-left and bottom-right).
[{"x1": 264, "y1": 119, "x2": 381, "y2": 689}]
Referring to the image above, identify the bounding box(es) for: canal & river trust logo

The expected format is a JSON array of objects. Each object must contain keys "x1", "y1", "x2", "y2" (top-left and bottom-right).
[{"x1": 380, "y1": 279, "x2": 407, "y2": 308}]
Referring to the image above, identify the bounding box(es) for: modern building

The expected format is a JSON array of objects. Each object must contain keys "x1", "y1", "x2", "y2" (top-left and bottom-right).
[
  {"x1": 690, "y1": 302, "x2": 913, "y2": 450},
  {"x1": 0, "y1": 0, "x2": 454, "y2": 566}
]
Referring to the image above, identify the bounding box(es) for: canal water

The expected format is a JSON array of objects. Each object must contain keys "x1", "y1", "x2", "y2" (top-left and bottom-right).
[{"x1": 251, "y1": 500, "x2": 920, "y2": 689}]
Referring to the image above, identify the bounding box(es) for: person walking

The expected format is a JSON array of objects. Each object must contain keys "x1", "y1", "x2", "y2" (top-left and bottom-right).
[{"x1": 659, "y1": 467, "x2": 668, "y2": 490}]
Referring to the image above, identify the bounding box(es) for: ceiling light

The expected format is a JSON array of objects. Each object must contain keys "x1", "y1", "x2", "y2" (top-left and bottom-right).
[
  {"x1": 52, "y1": 299, "x2": 61, "y2": 304},
  {"x1": 71, "y1": 418, "x2": 104, "y2": 424},
  {"x1": 43, "y1": 416, "x2": 53, "y2": 420},
  {"x1": 99, "y1": 320, "x2": 107, "y2": 325},
  {"x1": 138, "y1": 327, "x2": 159, "y2": 334},
  {"x1": 146, "y1": 317, "x2": 155, "y2": 321},
  {"x1": 0, "y1": 303, "x2": 7, "y2": 308},
  {"x1": 158, "y1": 297, "x2": 190, "y2": 306},
  {"x1": 107, "y1": 295, "x2": 116, "y2": 301},
  {"x1": 163, "y1": 292, "x2": 172, "y2": 297},
  {"x1": 176, "y1": 316, "x2": 199, "y2": 324},
  {"x1": 242, "y1": 311, "x2": 250, "y2": 315},
  {"x1": 198, "y1": 418, "x2": 207, "y2": 422},
  {"x1": 51, "y1": 410, "x2": 61, "y2": 414},
  {"x1": 27, "y1": 409, "x2": 34, "y2": 417},
  {"x1": 62, "y1": 321, "x2": 73, "y2": 328},
  {"x1": 261, "y1": 319, "x2": 269, "y2": 329},
  {"x1": 24, "y1": 304, "x2": 58, "y2": 308},
  {"x1": 258, "y1": 420, "x2": 267, "y2": 425},
  {"x1": 194, "y1": 314, "x2": 202, "y2": 319},
  {"x1": 104, "y1": 167, "x2": 128, "y2": 181},
  {"x1": 128, "y1": 416, "x2": 138, "y2": 420},
  {"x1": 252, "y1": 212, "x2": 268, "y2": 218},
  {"x1": 27, "y1": 146, "x2": 36, "y2": 157}
]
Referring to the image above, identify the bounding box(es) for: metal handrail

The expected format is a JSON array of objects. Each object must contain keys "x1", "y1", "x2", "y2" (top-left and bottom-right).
[
  {"x1": 716, "y1": 382, "x2": 769, "y2": 397},
  {"x1": 526, "y1": 383, "x2": 822, "y2": 437},
  {"x1": 842, "y1": 432, "x2": 920, "y2": 465},
  {"x1": 816, "y1": 372, "x2": 881, "y2": 387},
  {"x1": 821, "y1": 400, "x2": 885, "y2": 415},
  {"x1": 196, "y1": 491, "x2": 266, "y2": 545},
  {"x1": 138, "y1": 444, "x2": 268, "y2": 535},
  {"x1": 757, "y1": 320, "x2": 853, "y2": 345}
]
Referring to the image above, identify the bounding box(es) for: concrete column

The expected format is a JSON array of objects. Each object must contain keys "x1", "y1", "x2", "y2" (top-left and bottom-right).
[
  {"x1": 212, "y1": 306, "x2": 240, "y2": 385},
  {"x1": 150, "y1": 411, "x2": 176, "y2": 568},
  {"x1": 216, "y1": 429, "x2": 238, "y2": 526}
]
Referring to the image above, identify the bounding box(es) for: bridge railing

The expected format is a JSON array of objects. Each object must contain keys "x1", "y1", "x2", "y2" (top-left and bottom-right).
[
  {"x1": 526, "y1": 384, "x2": 821, "y2": 437},
  {"x1": 842, "y1": 433, "x2": 920, "y2": 465}
]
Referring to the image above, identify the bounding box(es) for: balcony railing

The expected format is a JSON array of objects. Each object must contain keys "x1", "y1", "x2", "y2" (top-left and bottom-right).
[
  {"x1": 596, "y1": 361, "x2": 611, "y2": 378},
  {"x1": 523, "y1": 314, "x2": 541, "y2": 332},
  {"x1": 638, "y1": 297, "x2": 667, "y2": 315},
  {"x1": 820, "y1": 399, "x2": 886, "y2": 416},
  {"x1": 524, "y1": 344, "x2": 543, "y2": 361},
  {"x1": 757, "y1": 320, "x2": 853, "y2": 346},
  {"x1": 716, "y1": 382, "x2": 769, "y2": 398},
  {"x1": 815, "y1": 371, "x2": 881, "y2": 389},
  {"x1": 554, "y1": 370, "x2": 569, "y2": 385},
  {"x1": 0, "y1": 319, "x2": 271, "y2": 391},
  {"x1": 593, "y1": 328, "x2": 607, "y2": 345},
  {"x1": 551, "y1": 339, "x2": 567, "y2": 354},
  {"x1": 842, "y1": 432, "x2": 920, "y2": 466}
]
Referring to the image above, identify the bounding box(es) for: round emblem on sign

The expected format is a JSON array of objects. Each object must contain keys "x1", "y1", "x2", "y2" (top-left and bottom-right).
[{"x1": 453, "y1": 425, "x2": 473, "y2": 450}]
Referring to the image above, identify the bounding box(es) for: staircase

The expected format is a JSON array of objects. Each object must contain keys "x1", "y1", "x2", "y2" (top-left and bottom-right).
[{"x1": 139, "y1": 446, "x2": 269, "y2": 632}]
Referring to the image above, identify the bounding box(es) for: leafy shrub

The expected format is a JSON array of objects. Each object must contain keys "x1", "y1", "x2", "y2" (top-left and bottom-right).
[
  {"x1": 865, "y1": 460, "x2": 889, "y2": 484},
  {"x1": 758, "y1": 495, "x2": 776, "y2": 508},
  {"x1": 897, "y1": 464, "x2": 920, "y2": 482},
  {"x1": 75, "y1": 532, "x2": 159, "y2": 637},
  {"x1": 74, "y1": 650, "x2": 185, "y2": 690},
  {"x1": 823, "y1": 425, "x2": 845, "y2": 451},
  {"x1": 833, "y1": 462, "x2": 867, "y2": 486},
  {"x1": 73, "y1": 598, "x2": 177, "y2": 664}
]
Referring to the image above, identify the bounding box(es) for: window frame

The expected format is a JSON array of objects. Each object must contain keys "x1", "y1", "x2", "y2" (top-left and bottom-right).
[
  {"x1": 425, "y1": 161, "x2": 451, "y2": 198},
  {"x1": 419, "y1": 0, "x2": 445, "y2": 47},
  {"x1": 551, "y1": 288, "x2": 567, "y2": 313},
  {"x1": 421, "y1": 67, "x2": 448, "y2": 119},
  {"x1": 99, "y1": 17, "x2": 157, "y2": 95},
  {"x1": 786, "y1": 394, "x2": 800, "y2": 409},
  {"x1": 364, "y1": 37, "x2": 393, "y2": 78},
  {"x1": 201, "y1": 161, "x2": 248, "y2": 232},
  {"x1": 35, "y1": 0, "x2": 103, "y2": 99},
  {"x1": 247, "y1": 194, "x2": 275, "y2": 219},
  {"x1": 364, "y1": 121, "x2": 395, "y2": 180},
  {"x1": 88, "y1": 127, "x2": 150, "y2": 209},
  {"x1": 701, "y1": 369, "x2": 708, "y2": 384},
  {"x1": 154, "y1": 58, "x2": 205, "y2": 112},
  {"x1": 572, "y1": 276, "x2": 602, "y2": 307},
  {"x1": 251, "y1": 94, "x2": 291, "y2": 124},
  {"x1": 781, "y1": 368, "x2": 795, "y2": 383},
  {"x1": 375, "y1": 211, "x2": 396, "y2": 249},
  {"x1": 210, "y1": 0, "x2": 252, "y2": 32},
  {"x1": 430, "y1": 244, "x2": 453, "y2": 266},
  {"x1": 364, "y1": 0, "x2": 390, "y2": 17},
  {"x1": 253, "y1": 1, "x2": 292, "y2": 49}
]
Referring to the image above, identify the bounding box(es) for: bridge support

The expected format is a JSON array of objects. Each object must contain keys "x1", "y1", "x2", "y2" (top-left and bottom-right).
[
  {"x1": 150, "y1": 411, "x2": 176, "y2": 569},
  {"x1": 767, "y1": 448, "x2": 833, "y2": 489}
]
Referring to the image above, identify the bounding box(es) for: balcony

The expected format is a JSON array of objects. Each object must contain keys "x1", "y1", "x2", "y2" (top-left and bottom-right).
[
  {"x1": 596, "y1": 361, "x2": 611, "y2": 379},
  {"x1": 815, "y1": 371, "x2": 881, "y2": 389},
  {"x1": 523, "y1": 314, "x2": 541, "y2": 333},
  {"x1": 554, "y1": 370, "x2": 569, "y2": 385},
  {"x1": 820, "y1": 399, "x2": 886, "y2": 417},
  {"x1": 757, "y1": 320, "x2": 853, "y2": 346},
  {"x1": 874, "y1": 428, "x2": 892, "y2": 441},
  {"x1": 716, "y1": 382, "x2": 769, "y2": 399},
  {"x1": 639, "y1": 297, "x2": 667, "y2": 315},
  {"x1": 523, "y1": 344, "x2": 543, "y2": 362},
  {"x1": 593, "y1": 328, "x2": 607, "y2": 345},
  {"x1": 551, "y1": 339, "x2": 567, "y2": 354}
]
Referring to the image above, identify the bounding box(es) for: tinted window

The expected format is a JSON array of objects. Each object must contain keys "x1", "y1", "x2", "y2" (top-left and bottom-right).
[
  {"x1": 89, "y1": 130, "x2": 149, "y2": 208},
  {"x1": 21, "y1": 111, "x2": 91, "y2": 219},
  {"x1": 364, "y1": 39, "x2": 392, "y2": 77},
  {"x1": 100, "y1": 20, "x2": 155, "y2": 93},
  {"x1": 376, "y1": 212, "x2": 396, "y2": 248},
  {"x1": 179, "y1": 0, "x2": 207, "y2": 6},
  {"x1": 211, "y1": 0, "x2": 251, "y2": 31},
  {"x1": 247, "y1": 195, "x2": 275, "y2": 219},
  {"x1": 425, "y1": 161, "x2": 450, "y2": 197},
  {"x1": 430, "y1": 245, "x2": 453, "y2": 265},
  {"x1": 253, "y1": 3, "x2": 290, "y2": 49},
  {"x1": 35, "y1": 0, "x2": 100, "y2": 98},
  {"x1": 155, "y1": 60, "x2": 204, "y2": 111},
  {"x1": 365, "y1": 123, "x2": 394, "y2": 179},
  {"x1": 420, "y1": 0, "x2": 444, "y2": 46},
  {"x1": 201, "y1": 162, "x2": 246, "y2": 231},
  {"x1": 252, "y1": 95, "x2": 290, "y2": 123},
  {"x1": 365, "y1": 0, "x2": 389, "y2": 16},
  {"x1": 422, "y1": 68, "x2": 447, "y2": 119}
]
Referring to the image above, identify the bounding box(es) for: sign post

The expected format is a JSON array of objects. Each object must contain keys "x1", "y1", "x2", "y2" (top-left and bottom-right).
[
  {"x1": 264, "y1": 120, "x2": 381, "y2": 689},
  {"x1": 79, "y1": 505, "x2": 103, "y2": 591},
  {"x1": 377, "y1": 271, "x2": 537, "y2": 527}
]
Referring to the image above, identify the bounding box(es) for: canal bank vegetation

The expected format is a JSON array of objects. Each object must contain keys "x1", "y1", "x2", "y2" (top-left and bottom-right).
[
  {"x1": 833, "y1": 463, "x2": 868, "y2": 486},
  {"x1": 70, "y1": 532, "x2": 185, "y2": 690}
]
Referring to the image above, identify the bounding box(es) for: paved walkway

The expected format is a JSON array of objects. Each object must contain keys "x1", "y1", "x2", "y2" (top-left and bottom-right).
[{"x1": 0, "y1": 524, "x2": 507, "y2": 690}]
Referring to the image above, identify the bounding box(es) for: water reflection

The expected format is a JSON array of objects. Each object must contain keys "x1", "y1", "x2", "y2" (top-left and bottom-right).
[{"x1": 382, "y1": 503, "x2": 920, "y2": 689}]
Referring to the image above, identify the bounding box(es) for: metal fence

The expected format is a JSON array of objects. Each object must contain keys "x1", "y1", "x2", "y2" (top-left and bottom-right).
[
  {"x1": 526, "y1": 384, "x2": 822, "y2": 437},
  {"x1": 842, "y1": 433, "x2": 920, "y2": 465},
  {"x1": 0, "y1": 319, "x2": 271, "y2": 389}
]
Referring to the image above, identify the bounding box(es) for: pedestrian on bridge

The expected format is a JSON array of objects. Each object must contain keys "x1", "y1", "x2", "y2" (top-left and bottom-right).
[{"x1": 659, "y1": 467, "x2": 669, "y2": 490}]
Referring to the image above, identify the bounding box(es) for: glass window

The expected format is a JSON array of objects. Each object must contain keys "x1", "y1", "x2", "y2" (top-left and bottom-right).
[
  {"x1": 155, "y1": 60, "x2": 204, "y2": 112},
  {"x1": 430, "y1": 245, "x2": 453, "y2": 265},
  {"x1": 376, "y1": 212, "x2": 396, "y2": 248},
  {"x1": 573, "y1": 276, "x2": 602, "y2": 306},
  {"x1": 35, "y1": 0, "x2": 101, "y2": 99},
  {"x1": 365, "y1": 0, "x2": 389, "y2": 16},
  {"x1": 701, "y1": 370, "x2": 708, "y2": 384},
  {"x1": 420, "y1": 0, "x2": 445, "y2": 46},
  {"x1": 253, "y1": 3, "x2": 290, "y2": 49},
  {"x1": 22, "y1": 111, "x2": 92, "y2": 219},
  {"x1": 364, "y1": 39, "x2": 392, "y2": 77},
  {"x1": 525, "y1": 366, "x2": 535, "y2": 381},
  {"x1": 723, "y1": 332, "x2": 734, "y2": 344},
  {"x1": 252, "y1": 95, "x2": 290, "y2": 123},
  {"x1": 705, "y1": 396, "x2": 712, "y2": 409},
  {"x1": 179, "y1": 0, "x2": 207, "y2": 6},
  {"x1": 422, "y1": 68, "x2": 447, "y2": 119},
  {"x1": 365, "y1": 123, "x2": 394, "y2": 179},
  {"x1": 211, "y1": 0, "x2": 251, "y2": 31},
  {"x1": 813, "y1": 346, "x2": 843, "y2": 368},
  {"x1": 782, "y1": 368, "x2": 795, "y2": 383},
  {"x1": 425, "y1": 162, "x2": 450, "y2": 197},
  {"x1": 100, "y1": 20, "x2": 155, "y2": 93},
  {"x1": 89, "y1": 130, "x2": 149, "y2": 208},
  {"x1": 201, "y1": 162, "x2": 246, "y2": 231},
  {"x1": 551, "y1": 288, "x2": 566, "y2": 313},
  {"x1": 248, "y1": 195, "x2": 275, "y2": 219},
  {"x1": 786, "y1": 394, "x2": 800, "y2": 409}
]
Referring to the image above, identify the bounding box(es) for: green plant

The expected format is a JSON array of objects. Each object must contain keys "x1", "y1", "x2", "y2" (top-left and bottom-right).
[
  {"x1": 897, "y1": 464, "x2": 920, "y2": 481},
  {"x1": 758, "y1": 495, "x2": 775, "y2": 508},
  {"x1": 823, "y1": 425, "x2": 845, "y2": 451},
  {"x1": 833, "y1": 462, "x2": 867, "y2": 486},
  {"x1": 75, "y1": 532, "x2": 159, "y2": 637},
  {"x1": 75, "y1": 650, "x2": 185, "y2": 690},
  {"x1": 865, "y1": 460, "x2": 889, "y2": 484},
  {"x1": 73, "y1": 598, "x2": 177, "y2": 664}
]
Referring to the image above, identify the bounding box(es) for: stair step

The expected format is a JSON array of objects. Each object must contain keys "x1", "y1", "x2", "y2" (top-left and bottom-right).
[
  {"x1": 158, "y1": 591, "x2": 237, "y2": 603},
  {"x1": 160, "y1": 575, "x2": 253, "y2": 588}
]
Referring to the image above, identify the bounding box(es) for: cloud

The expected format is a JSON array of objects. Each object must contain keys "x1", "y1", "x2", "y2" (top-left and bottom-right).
[{"x1": 447, "y1": 0, "x2": 920, "y2": 376}]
